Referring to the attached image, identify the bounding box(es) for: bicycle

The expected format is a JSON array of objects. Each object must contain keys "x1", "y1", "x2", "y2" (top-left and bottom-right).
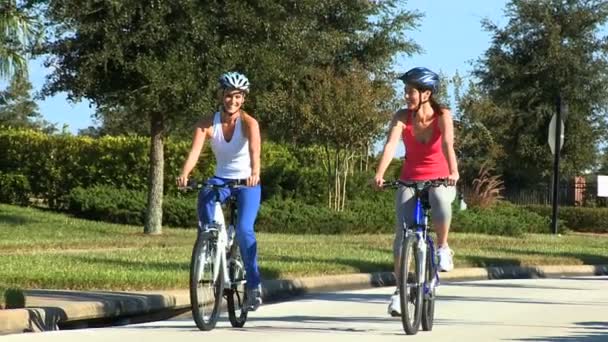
[
  {"x1": 383, "y1": 179, "x2": 447, "y2": 335},
  {"x1": 183, "y1": 179, "x2": 249, "y2": 331}
]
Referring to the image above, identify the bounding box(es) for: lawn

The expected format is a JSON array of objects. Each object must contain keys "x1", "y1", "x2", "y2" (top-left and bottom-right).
[{"x1": 1, "y1": 203, "x2": 607, "y2": 291}]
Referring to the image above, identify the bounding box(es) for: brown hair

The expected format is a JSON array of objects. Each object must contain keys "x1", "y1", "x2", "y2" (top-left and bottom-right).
[{"x1": 429, "y1": 96, "x2": 447, "y2": 115}]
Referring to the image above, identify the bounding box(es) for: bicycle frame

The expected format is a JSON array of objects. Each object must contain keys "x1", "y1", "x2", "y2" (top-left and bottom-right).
[
  {"x1": 201, "y1": 188, "x2": 242, "y2": 292},
  {"x1": 403, "y1": 183, "x2": 440, "y2": 299}
]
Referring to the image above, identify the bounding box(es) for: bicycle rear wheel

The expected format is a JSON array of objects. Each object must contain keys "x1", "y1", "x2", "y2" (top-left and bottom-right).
[
  {"x1": 190, "y1": 233, "x2": 224, "y2": 331},
  {"x1": 421, "y1": 240, "x2": 436, "y2": 331},
  {"x1": 226, "y1": 242, "x2": 248, "y2": 328},
  {"x1": 399, "y1": 234, "x2": 422, "y2": 335}
]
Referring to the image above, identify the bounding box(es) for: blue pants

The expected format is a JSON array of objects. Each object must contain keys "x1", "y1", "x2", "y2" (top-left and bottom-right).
[{"x1": 197, "y1": 177, "x2": 261, "y2": 288}]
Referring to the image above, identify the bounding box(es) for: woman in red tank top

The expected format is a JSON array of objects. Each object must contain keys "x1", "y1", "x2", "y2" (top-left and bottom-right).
[{"x1": 373, "y1": 67, "x2": 460, "y2": 316}]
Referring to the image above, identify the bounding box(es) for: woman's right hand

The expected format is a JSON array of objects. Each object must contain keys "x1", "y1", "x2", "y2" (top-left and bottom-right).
[
  {"x1": 372, "y1": 174, "x2": 385, "y2": 190},
  {"x1": 176, "y1": 174, "x2": 189, "y2": 188}
]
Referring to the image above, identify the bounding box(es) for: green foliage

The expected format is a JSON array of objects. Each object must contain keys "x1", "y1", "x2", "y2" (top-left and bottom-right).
[
  {"x1": 525, "y1": 205, "x2": 608, "y2": 233},
  {"x1": 468, "y1": 0, "x2": 608, "y2": 185},
  {"x1": 452, "y1": 202, "x2": 557, "y2": 237},
  {"x1": 0, "y1": 74, "x2": 47, "y2": 130},
  {"x1": 0, "y1": 172, "x2": 30, "y2": 205},
  {"x1": 0, "y1": 128, "x2": 214, "y2": 207},
  {"x1": 2, "y1": 288, "x2": 25, "y2": 309},
  {"x1": 66, "y1": 186, "x2": 146, "y2": 225},
  {"x1": 257, "y1": 198, "x2": 391, "y2": 234},
  {"x1": 0, "y1": 0, "x2": 41, "y2": 79}
]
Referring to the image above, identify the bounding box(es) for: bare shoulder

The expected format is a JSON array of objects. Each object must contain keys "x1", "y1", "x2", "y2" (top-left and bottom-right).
[
  {"x1": 439, "y1": 107, "x2": 453, "y2": 118},
  {"x1": 241, "y1": 111, "x2": 259, "y2": 130},
  {"x1": 438, "y1": 108, "x2": 453, "y2": 132}
]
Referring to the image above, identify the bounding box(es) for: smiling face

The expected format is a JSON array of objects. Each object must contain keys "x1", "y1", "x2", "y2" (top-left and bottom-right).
[
  {"x1": 404, "y1": 85, "x2": 431, "y2": 110},
  {"x1": 222, "y1": 89, "x2": 245, "y2": 115}
]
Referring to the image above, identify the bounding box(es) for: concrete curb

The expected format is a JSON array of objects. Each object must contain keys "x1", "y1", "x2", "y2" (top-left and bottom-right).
[{"x1": 1, "y1": 264, "x2": 607, "y2": 335}]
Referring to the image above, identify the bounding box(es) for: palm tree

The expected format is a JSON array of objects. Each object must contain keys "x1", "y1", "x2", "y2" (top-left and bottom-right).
[{"x1": 0, "y1": 0, "x2": 38, "y2": 79}]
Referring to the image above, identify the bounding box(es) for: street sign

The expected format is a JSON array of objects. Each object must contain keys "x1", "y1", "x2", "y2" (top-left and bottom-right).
[
  {"x1": 548, "y1": 113, "x2": 564, "y2": 155},
  {"x1": 599, "y1": 175, "x2": 608, "y2": 197}
]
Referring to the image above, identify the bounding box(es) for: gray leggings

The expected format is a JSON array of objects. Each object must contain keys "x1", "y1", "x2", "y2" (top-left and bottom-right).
[{"x1": 393, "y1": 185, "x2": 456, "y2": 257}]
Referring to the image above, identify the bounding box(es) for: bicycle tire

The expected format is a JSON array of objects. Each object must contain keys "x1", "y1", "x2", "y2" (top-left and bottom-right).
[
  {"x1": 399, "y1": 234, "x2": 422, "y2": 335},
  {"x1": 226, "y1": 242, "x2": 248, "y2": 328},
  {"x1": 190, "y1": 233, "x2": 225, "y2": 331},
  {"x1": 421, "y1": 240, "x2": 436, "y2": 331}
]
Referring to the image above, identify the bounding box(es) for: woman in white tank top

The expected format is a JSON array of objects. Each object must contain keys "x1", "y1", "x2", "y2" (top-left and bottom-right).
[{"x1": 178, "y1": 72, "x2": 263, "y2": 312}]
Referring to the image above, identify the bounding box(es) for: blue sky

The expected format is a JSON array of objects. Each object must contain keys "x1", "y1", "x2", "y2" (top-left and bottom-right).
[{"x1": 2, "y1": 0, "x2": 509, "y2": 134}]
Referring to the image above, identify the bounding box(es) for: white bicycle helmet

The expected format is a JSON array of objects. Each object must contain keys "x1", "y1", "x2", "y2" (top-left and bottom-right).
[{"x1": 219, "y1": 72, "x2": 250, "y2": 93}]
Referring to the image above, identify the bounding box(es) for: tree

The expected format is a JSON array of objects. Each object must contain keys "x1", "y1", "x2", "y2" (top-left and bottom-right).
[
  {"x1": 251, "y1": 0, "x2": 422, "y2": 144},
  {"x1": 599, "y1": 146, "x2": 608, "y2": 174},
  {"x1": 42, "y1": 1, "x2": 222, "y2": 234},
  {"x1": 42, "y1": 0, "x2": 422, "y2": 222},
  {"x1": 0, "y1": 73, "x2": 42, "y2": 128},
  {"x1": 471, "y1": 0, "x2": 608, "y2": 186},
  {"x1": 0, "y1": 0, "x2": 40, "y2": 79},
  {"x1": 297, "y1": 65, "x2": 395, "y2": 210}
]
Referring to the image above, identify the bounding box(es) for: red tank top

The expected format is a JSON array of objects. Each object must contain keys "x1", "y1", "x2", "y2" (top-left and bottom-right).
[{"x1": 400, "y1": 111, "x2": 450, "y2": 181}]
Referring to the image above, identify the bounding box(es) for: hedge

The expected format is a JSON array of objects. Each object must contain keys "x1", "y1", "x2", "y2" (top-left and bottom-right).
[
  {"x1": 0, "y1": 288, "x2": 25, "y2": 310},
  {"x1": 0, "y1": 128, "x2": 330, "y2": 208},
  {"x1": 0, "y1": 172, "x2": 31, "y2": 206},
  {"x1": 452, "y1": 202, "x2": 561, "y2": 236},
  {"x1": 525, "y1": 205, "x2": 608, "y2": 233},
  {"x1": 66, "y1": 186, "x2": 198, "y2": 227},
  {"x1": 65, "y1": 185, "x2": 556, "y2": 236}
]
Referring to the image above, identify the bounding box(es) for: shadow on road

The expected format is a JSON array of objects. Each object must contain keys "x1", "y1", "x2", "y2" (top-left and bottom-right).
[{"x1": 507, "y1": 321, "x2": 608, "y2": 342}]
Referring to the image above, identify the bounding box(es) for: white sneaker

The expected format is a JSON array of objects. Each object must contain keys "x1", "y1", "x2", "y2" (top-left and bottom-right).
[
  {"x1": 437, "y1": 246, "x2": 454, "y2": 272},
  {"x1": 244, "y1": 284, "x2": 262, "y2": 312},
  {"x1": 387, "y1": 290, "x2": 400, "y2": 317}
]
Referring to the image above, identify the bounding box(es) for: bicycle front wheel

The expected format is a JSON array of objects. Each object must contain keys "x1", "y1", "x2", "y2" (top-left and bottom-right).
[
  {"x1": 421, "y1": 240, "x2": 436, "y2": 331},
  {"x1": 226, "y1": 242, "x2": 248, "y2": 328},
  {"x1": 190, "y1": 234, "x2": 224, "y2": 331},
  {"x1": 399, "y1": 234, "x2": 422, "y2": 335}
]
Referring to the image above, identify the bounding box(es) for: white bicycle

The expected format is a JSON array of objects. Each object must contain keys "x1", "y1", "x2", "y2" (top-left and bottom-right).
[{"x1": 186, "y1": 180, "x2": 248, "y2": 331}]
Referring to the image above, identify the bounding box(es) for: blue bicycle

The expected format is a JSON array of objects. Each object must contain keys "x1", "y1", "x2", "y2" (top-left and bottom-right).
[{"x1": 383, "y1": 179, "x2": 447, "y2": 335}]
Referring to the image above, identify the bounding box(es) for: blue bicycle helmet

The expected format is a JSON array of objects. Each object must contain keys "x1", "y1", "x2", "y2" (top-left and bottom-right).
[
  {"x1": 398, "y1": 67, "x2": 439, "y2": 94},
  {"x1": 219, "y1": 72, "x2": 250, "y2": 93}
]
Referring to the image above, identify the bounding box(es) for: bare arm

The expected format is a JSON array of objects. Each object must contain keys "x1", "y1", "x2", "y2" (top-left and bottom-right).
[
  {"x1": 177, "y1": 117, "x2": 212, "y2": 187},
  {"x1": 438, "y1": 108, "x2": 459, "y2": 185},
  {"x1": 243, "y1": 112, "x2": 261, "y2": 186},
  {"x1": 373, "y1": 111, "x2": 406, "y2": 188}
]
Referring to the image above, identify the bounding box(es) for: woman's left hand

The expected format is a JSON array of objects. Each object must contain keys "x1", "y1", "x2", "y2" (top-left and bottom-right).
[
  {"x1": 447, "y1": 171, "x2": 459, "y2": 186},
  {"x1": 247, "y1": 173, "x2": 260, "y2": 187}
]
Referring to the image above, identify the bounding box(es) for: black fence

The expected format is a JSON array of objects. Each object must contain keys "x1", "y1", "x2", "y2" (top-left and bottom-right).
[{"x1": 502, "y1": 181, "x2": 606, "y2": 207}]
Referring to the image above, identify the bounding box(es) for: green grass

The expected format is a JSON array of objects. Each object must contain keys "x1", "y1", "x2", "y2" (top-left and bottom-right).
[{"x1": 1, "y1": 203, "x2": 608, "y2": 291}]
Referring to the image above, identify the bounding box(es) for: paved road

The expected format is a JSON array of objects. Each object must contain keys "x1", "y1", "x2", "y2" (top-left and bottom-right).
[{"x1": 4, "y1": 277, "x2": 608, "y2": 341}]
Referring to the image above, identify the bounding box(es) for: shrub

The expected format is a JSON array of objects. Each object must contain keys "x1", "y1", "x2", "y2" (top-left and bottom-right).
[
  {"x1": 0, "y1": 173, "x2": 31, "y2": 206},
  {"x1": 66, "y1": 185, "x2": 200, "y2": 227},
  {"x1": 525, "y1": 205, "x2": 608, "y2": 233},
  {"x1": 1, "y1": 288, "x2": 25, "y2": 309},
  {"x1": 465, "y1": 162, "x2": 505, "y2": 208},
  {"x1": 452, "y1": 201, "x2": 560, "y2": 236}
]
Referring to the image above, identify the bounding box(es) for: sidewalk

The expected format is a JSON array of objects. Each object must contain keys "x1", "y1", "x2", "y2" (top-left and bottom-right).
[{"x1": 2, "y1": 264, "x2": 607, "y2": 335}]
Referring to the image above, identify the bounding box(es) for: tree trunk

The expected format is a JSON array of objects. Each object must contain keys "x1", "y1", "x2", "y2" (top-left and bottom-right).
[
  {"x1": 334, "y1": 150, "x2": 341, "y2": 210},
  {"x1": 340, "y1": 153, "x2": 350, "y2": 211},
  {"x1": 324, "y1": 145, "x2": 333, "y2": 209},
  {"x1": 144, "y1": 112, "x2": 164, "y2": 235}
]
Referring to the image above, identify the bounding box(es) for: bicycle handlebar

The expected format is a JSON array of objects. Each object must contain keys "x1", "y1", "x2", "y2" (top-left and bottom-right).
[
  {"x1": 178, "y1": 179, "x2": 248, "y2": 192},
  {"x1": 382, "y1": 178, "x2": 448, "y2": 190}
]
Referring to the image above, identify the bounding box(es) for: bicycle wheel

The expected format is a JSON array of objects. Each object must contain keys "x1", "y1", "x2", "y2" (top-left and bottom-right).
[
  {"x1": 421, "y1": 241, "x2": 436, "y2": 331},
  {"x1": 190, "y1": 233, "x2": 224, "y2": 331},
  {"x1": 226, "y1": 242, "x2": 248, "y2": 328},
  {"x1": 399, "y1": 234, "x2": 422, "y2": 335}
]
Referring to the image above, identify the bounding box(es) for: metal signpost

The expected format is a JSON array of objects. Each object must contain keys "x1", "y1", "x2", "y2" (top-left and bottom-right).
[{"x1": 548, "y1": 95, "x2": 566, "y2": 235}]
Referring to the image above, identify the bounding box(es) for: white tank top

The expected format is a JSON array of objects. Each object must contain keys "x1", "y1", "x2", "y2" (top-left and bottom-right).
[{"x1": 210, "y1": 111, "x2": 251, "y2": 179}]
